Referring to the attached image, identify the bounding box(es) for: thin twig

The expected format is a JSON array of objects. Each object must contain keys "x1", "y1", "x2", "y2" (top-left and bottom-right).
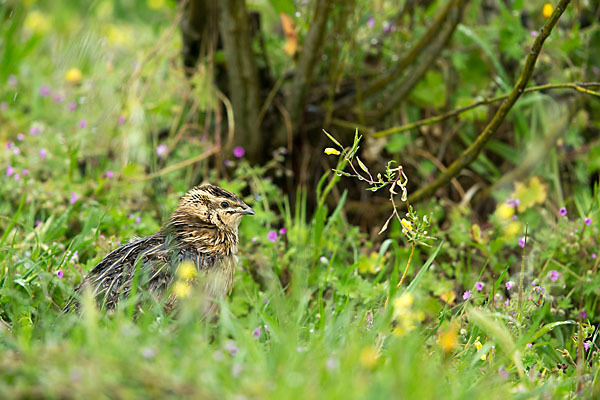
[
  {"x1": 408, "y1": 0, "x2": 572, "y2": 204},
  {"x1": 373, "y1": 82, "x2": 600, "y2": 138}
]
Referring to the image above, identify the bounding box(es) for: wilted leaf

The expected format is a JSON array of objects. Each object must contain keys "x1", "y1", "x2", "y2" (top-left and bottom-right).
[{"x1": 280, "y1": 13, "x2": 298, "y2": 56}]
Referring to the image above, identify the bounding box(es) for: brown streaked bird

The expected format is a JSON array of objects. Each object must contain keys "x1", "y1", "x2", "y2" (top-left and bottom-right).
[{"x1": 63, "y1": 184, "x2": 255, "y2": 314}]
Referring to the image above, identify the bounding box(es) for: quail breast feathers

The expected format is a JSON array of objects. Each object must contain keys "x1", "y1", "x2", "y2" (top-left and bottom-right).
[{"x1": 64, "y1": 184, "x2": 254, "y2": 313}]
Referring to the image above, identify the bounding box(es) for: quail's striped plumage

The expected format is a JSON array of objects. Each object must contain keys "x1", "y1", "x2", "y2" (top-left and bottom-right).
[{"x1": 64, "y1": 184, "x2": 255, "y2": 313}]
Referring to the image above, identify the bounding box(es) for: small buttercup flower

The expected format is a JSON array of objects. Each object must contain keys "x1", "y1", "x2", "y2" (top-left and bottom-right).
[
  {"x1": 475, "y1": 281, "x2": 484, "y2": 291},
  {"x1": 267, "y1": 230, "x2": 277, "y2": 242},
  {"x1": 463, "y1": 290, "x2": 472, "y2": 300},
  {"x1": 542, "y1": 3, "x2": 553, "y2": 18},
  {"x1": 233, "y1": 146, "x2": 245, "y2": 158},
  {"x1": 549, "y1": 270, "x2": 559, "y2": 281},
  {"x1": 559, "y1": 207, "x2": 567, "y2": 217},
  {"x1": 65, "y1": 68, "x2": 82, "y2": 84},
  {"x1": 324, "y1": 147, "x2": 340, "y2": 156}
]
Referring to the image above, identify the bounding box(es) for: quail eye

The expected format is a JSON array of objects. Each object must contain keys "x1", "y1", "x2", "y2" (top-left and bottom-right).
[{"x1": 220, "y1": 201, "x2": 230, "y2": 208}]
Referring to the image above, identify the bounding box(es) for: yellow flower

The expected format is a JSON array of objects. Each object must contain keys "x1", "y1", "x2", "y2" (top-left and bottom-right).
[
  {"x1": 177, "y1": 261, "x2": 196, "y2": 280},
  {"x1": 496, "y1": 203, "x2": 514, "y2": 220},
  {"x1": 438, "y1": 323, "x2": 459, "y2": 354},
  {"x1": 24, "y1": 10, "x2": 50, "y2": 35},
  {"x1": 173, "y1": 281, "x2": 191, "y2": 298},
  {"x1": 65, "y1": 68, "x2": 82, "y2": 84},
  {"x1": 440, "y1": 290, "x2": 456, "y2": 305},
  {"x1": 503, "y1": 220, "x2": 522, "y2": 239},
  {"x1": 474, "y1": 337, "x2": 487, "y2": 360},
  {"x1": 392, "y1": 292, "x2": 414, "y2": 311},
  {"x1": 542, "y1": 3, "x2": 553, "y2": 18},
  {"x1": 324, "y1": 147, "x2": 340, "y2": 156},
  {"x1": 359, "y1": 346, "x2": 378, "y2": 369},
  {"x1": 401, "y1": 218, "x2": 413, "y2": 232}
]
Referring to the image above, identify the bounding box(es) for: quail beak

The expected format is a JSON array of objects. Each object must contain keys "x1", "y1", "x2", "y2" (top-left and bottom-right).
[{"x1": 240, "y1": 207, "x2": 256, "y2": 216}]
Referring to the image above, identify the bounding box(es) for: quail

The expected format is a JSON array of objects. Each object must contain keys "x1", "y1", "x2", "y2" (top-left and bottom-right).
[{"x1": 64, "y1": 184, "x2": 255, "y2": 314}]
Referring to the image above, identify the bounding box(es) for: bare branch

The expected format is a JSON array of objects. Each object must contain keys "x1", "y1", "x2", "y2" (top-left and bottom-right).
[{"x1": 373, "y1": 82, "x2": 600, "y2": 138}]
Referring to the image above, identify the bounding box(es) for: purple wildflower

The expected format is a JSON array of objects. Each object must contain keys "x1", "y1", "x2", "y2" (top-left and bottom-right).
[
  {"x1": 223, "y1": 160, "x2": 231, "y2": 167},
  {"x1": 559, "y1": 207, "x2": 567, "y2": 217},
  {"x1": 580, "y1": 311, "x2": 587, "y2": 320},
  {"x1": 279, "y1": 227, "x2": 287, "y2": 235},
  {"x1": 13, "y1": 173, "x2": 20, "y2": 181},
  {"x1": 267, "y1": 230, "x2": 277, "y2": 242},
  {"x1": 52, "y1": 93, "x2": 64, "y2": 103},
  {"x1": 17, "y1": 133, "x2": 24, "y2": 141},
  {"x1": 156, "y1": 144, "x2": 168, "y2": 158},
  {"x1": 251, "y1": 237, "x2": 258, "y2": 242},
  {"x1": 506, "y1": 281, "x2": 513, "y2": 290},
  {"x1": 225, "y1": 341, "x2": 238, "y2": 356},
  {"x1": 584, "y1": 341, "x2": 591, "y2": 352},
  {"x1": 21, "y1": 169, "x2": 28, "y2": 175},
  {"x1": 253, "y1": 327, "x2": 261, "y2": 338},
  {"x1": 233, "y1": 146, "x2": 245, "y2": 158},
  {"x1": 70, "y1": 251, "x2": 79, "y2": 263},
  {"x1": 264, "y1": 324, "x2": 269, "y2": 332},
  {"x1": 117, "y1": 115, "x2": 126, "y2": 125},
  {"x1": 6, "y1": 166, "x2": 14, "y2": 177},
  {"x1": 463, "y1": 290, "x2": 472, "y2": 300},
  {"x1": 68, "y1": 101, "x2": 77, "y2": 111},
  {"x1": 498, "y1": 368, "x2": 509, "y2": 379},
  {"x1": 35, "y1": 220, "x2": 42, "y2": 227},
  {"x1": 12, "y1": 146, "x2": 20, "y2": 155},
  {"x1": 29, "y1": 126, "x2": 41, "y2": 135},
  {"x1": 367, "y1": 16, "x2": 374, "y2": 28},
  {"x1": 56, "y1": 270, "x2": 64, "y2": 278},
  {"x1": 592, "y1": 253, "x2": 597, "y2": 259},
  {"x1": 264, "y1": 298, "x2": 268, "y2": 304},
  {"x1": 39, "y1": 85, "x2": 51, "y2": 97},
  {"x1": 549, "y1": 270, "x2": 559, "y2": 281},
  {"x1": 78, "y1": 119, "x2": 87, "y2": 128},
  {"x1": 584, "y1": 217, "x2": 592, "y2": 226},
  {"x1": 70, "y1": 192, "x2": 78, "y2": 204},
  {"x1": 475, "y1": 281, "x2": 484, "y2": 291},
  {"x1": 518, "y1": 237, "x2": 525, "y2": 248},
  {"x1": 527, "y1": 343, "x2": 533, "y2": 349},
  {"x1": 504, "y1": 298, "x2": 509, "y2": 306},
  {"x1": 39, "y1": 148, "x2": 47, "y2": 160},
  {"x1": 530, "y1": 31, "x2": 538, "y2": 37},
  {"x1": 135, "y1": 216, "x2": 141, "y2": 224},
  {"x1": 105, "y1": 170, "x2": 114, "y2": 178}
]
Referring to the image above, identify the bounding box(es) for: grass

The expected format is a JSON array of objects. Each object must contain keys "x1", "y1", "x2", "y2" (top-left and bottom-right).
[{"x1": 1, "y1": 1, "x2": 600, "y2": 399}]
